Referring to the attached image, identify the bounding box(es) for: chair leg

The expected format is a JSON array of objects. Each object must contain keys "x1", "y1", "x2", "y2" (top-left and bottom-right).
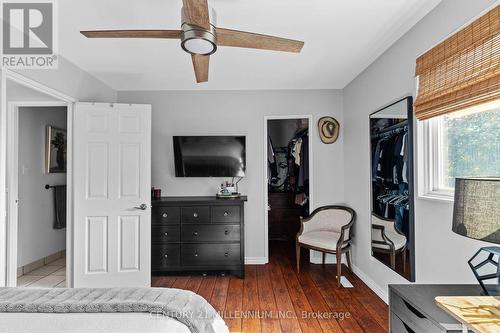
[
  {"x1": 296, "y1": 242, "x2": 301, "y2": 274},
  {"x1": 390, "y1": 251, "x2": 396, "y2": 270},
  {"x1": 346, "y1": 249, "x2": 353, "y2": 272},
  {"x1": 402, "y1": 249, "x2": 407, "y2": 273},
  {"x1": 336, "y1": 252, "x2": 342, "y2": 287},
  {"x1": 322, "y1": 252, "x2": 326, "y2": 265}
]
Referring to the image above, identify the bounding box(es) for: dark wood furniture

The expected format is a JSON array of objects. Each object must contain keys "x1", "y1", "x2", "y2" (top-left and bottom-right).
[
  {"x1": 268, "y1": 192, "x2": 303, "y2": 241},
  {"x1": 151, "y1": 196, "x2": 247, "y2": 278},
  {"x1": 389, "y1": 284, "x2": 482, "y2": 333}
]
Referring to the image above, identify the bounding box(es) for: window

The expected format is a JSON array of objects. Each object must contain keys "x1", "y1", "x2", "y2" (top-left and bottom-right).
[
  {"x1": 415, "y1": 5, "x2": 500, "y2": 200},
  {"x1": 421, "y1": 101, "x2": 500, "y2": 199}
]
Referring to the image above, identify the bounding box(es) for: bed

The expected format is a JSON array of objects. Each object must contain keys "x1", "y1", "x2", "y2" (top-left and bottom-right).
[{"x1": 0, "y1": 287, "x2": 229, "y2": 333}]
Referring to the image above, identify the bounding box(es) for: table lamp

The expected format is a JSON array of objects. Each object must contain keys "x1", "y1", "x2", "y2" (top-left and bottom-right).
[{"x1": 452, "y1": 177, "x2": 500, "y2": 296}]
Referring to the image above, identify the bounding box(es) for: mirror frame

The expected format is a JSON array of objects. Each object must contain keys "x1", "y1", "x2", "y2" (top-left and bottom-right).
[{"x1": 369, "y1": 96, "x2": 415, "y2": 282}]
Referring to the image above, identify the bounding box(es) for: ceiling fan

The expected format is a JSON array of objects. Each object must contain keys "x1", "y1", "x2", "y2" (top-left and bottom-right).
[{"x1": 80, "y1": 0, "x2": 304, "y2": 83}]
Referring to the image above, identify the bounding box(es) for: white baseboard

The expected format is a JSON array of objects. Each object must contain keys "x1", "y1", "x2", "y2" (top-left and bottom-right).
[
  {"x1": 351, "y1": 264, "x2": 388, "y2": 304},
  {"x1": 308, "y1": 254, "x2": 387, "y2": 303},
  {"x1": 244, "y1": 257, "x2": 267, "y2": 265}
]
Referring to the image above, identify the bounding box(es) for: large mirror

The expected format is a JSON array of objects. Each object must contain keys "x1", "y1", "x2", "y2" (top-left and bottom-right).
[{"x1": 370, "y1": 97, "x2": 415, "y2": 281}]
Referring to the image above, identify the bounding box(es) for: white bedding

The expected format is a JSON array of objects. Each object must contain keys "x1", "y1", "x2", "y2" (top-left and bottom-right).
[{"x1": 0, "y1": 312, "x2": 229, "y2": 333}]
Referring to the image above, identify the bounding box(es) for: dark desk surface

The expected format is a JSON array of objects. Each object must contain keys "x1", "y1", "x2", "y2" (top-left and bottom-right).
[{"x1": 390, "y1": 284, "x2": 483, "y2": 331}]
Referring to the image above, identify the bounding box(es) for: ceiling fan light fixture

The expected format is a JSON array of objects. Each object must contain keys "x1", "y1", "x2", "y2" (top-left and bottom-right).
[
  {"x1": 183, "y1": 38, "x2": 216, "y2": 55},
  {"x1": 181, "y1": 24, "x2": 217, "y2": 55},
  {"x1": 180, "y1": 6, "x2": 217, "y2": 56}
]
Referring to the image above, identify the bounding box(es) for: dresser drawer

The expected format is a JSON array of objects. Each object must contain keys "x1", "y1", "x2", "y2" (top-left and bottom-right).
[
  {"x1": 152, "y1": 225, "x2": 180, "y2": 243},
  {"x1": 211, "y1": 205, "x2": 241, "y2": 223},
  {"x1": 181, "y1": 206, "x2": 210, "y2": 223},
  {"x1": 391, "y1": 312, "x2": 419, "y2": 333},
  {"x1": 391, "y1": 291, "x2": 443, "y2": 333},
  {"x1": 181, "y1": 243, "x2": 240, "y2": 266},
  {"x1": 181, "y1": 225, "x2": 240, "y2": 242},
  {"x1": 152, "y1": 206, "x2": 180, "y2": 224},
  {"x1": 152, "y1": 244, "x2": 180, "y2": 268}
]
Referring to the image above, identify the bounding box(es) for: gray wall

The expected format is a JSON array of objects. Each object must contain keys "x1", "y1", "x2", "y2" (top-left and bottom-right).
[
  {"x1": 17, "y1": 106, "x2": 67, "y2": 267},
  {"x1": 118, "y1": 90, "x2": 344, "y2": 261},
  {"x1": 13, "y1": 57, "x2": 116, "y2": 102},
  {"x1": 7, "y1": 81, "x2": 60, "y2": 102},
  {"x1": 343, "y1": 0, "x2": 496, "y2": 300}
]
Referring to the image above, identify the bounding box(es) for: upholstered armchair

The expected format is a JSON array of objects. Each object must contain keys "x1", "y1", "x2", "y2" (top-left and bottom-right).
[
  {"x1": 371, "y1": 214, "x2": 407, "y2": 271},
  {"x1": 296, "y1": 205, "x2": 356, "y2": 287}
]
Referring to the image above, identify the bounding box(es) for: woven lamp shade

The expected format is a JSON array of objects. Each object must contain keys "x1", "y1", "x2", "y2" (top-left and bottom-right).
[
  {"x1": 414, "y1": 5, "x2": 500, "y2": 120},
  {"x1": 452, "y1": 178, "x2": 500, "y2": 244}
]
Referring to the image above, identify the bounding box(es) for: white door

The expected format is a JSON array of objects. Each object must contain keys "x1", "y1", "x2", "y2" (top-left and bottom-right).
[{"x1": 73, "y1": 103, "x2": 151, "y2": 287}]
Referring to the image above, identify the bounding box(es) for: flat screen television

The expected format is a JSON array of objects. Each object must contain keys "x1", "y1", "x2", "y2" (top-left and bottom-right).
[{"x1": 173, "y1": 136, "x2": 246, "y2": 177}]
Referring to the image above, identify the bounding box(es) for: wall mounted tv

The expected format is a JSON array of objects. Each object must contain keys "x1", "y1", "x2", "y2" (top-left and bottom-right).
[{"x1": 173, "y1": 136, "x2": 246, "y2": 177}]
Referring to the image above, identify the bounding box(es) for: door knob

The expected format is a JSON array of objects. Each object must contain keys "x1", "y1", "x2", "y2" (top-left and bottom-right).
[{"x1": 134, "y1": 204, "x2": 147, "y2": 210}]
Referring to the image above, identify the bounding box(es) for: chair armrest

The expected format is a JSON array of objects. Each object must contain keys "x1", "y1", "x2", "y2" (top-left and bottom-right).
[
  {"x1": 299, "y1": 215, "x2": 319, "y2": 235},
  {"x1": 371, "y1": 224, "x2": 395, "y2": 250},
  {"x1": 338, "y1": 217, "x2": 354, "y2": 248}
]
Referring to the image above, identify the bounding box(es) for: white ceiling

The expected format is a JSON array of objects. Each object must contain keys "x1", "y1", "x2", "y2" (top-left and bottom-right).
[{"x1": 59, "y1": 0, "x2": 441, "y2": 91}]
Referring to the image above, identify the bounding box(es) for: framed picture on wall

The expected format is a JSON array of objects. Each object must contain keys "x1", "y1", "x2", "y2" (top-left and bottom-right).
[{"x1": 45, "y1": 126, "x2": 67, "y2": 173}]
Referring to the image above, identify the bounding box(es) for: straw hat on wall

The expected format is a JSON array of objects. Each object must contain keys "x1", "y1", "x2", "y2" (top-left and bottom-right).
[{"x1": 318, "y1": 116, "x2": 340, "y2": 144}]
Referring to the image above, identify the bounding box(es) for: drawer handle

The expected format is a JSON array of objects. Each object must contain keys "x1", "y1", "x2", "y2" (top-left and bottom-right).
[
  {"x1": 164, "y1": 254, "x2": 168, "y2": 258},
  {"x1": 193, "y1": 212, "x2": 198, "y2": 218},
  {"x1": 193, "y1": 231, "x2": 198, "y2": 236},
  {"x1": 224, "y1": 252, "x2": 229, "y2": 257},
  {"x1": 403, "y1": 300, "x2": 425, "y2": 319},
  {"x1": 194, "y1": 252, "x2": 199, "y2": 257},
  {"x1": 223, "y1": 211, "x2": 229, "y2": 217},
  {"x1": 162, "y1": 213, "x2": 168, "y2": 218},
  {"x1": 224, "y1": 230, "x2": 229, "y2": 235},
  {"x1": 402, "y1": 322, "x2": 415, "y2": 333},
  {"x1": 164, "y1": 232, "x2": 168, "y2": 236}
]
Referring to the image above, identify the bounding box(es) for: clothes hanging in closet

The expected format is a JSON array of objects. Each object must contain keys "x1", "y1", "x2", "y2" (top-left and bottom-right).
[
  {"x1": 290, "y1": 129, "x2": 309, "y2": 207},
  {"x1": 371, "y1": 120, "x2": 409, "y2": 238},
  {"x1": 268, "y1": 127, "x2": 309, "y2": 210}
]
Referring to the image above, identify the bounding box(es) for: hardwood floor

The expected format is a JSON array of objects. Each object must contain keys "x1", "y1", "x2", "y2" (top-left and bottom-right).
[{"x1": 152, "y1": 243, "x2": 389, "y2": 333}]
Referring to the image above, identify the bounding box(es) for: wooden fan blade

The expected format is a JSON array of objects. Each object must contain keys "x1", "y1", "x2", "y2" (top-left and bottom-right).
[
  {"x1": 191, "y1": 54, "x2": 209, "y2": 83},
  {"x1": 217, "y1": 28, "x2": 304, "y2": 53},
  {"x1": 182, "y1": 0, "x2": 210, "y2": 30},
  {"x1": 80, "y1": 30, "x2": 182, "y2": 39}
]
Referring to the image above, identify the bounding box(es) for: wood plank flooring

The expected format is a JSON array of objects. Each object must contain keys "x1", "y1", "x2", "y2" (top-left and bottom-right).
[{"x1": 152, "y1": 243, "x2": 388, "y2": 333}]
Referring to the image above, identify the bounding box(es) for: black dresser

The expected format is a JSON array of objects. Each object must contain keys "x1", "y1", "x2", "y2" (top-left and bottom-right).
[
  {"x1": 151, "y1": 196, "x2": 247, "y2": 278},
  {"x1": 389, "y1": 284, "x2": 481, "y2": 333}
]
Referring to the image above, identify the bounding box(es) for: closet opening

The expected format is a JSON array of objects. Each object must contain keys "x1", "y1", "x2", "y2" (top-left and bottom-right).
[{"x1": 266, "y1": 117, "x2": 311, "y2": 259}]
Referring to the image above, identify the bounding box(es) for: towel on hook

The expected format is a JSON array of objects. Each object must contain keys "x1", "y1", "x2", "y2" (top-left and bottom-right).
[{"x1": 53, "y1": 185, "x2": 66, "y2": 229}]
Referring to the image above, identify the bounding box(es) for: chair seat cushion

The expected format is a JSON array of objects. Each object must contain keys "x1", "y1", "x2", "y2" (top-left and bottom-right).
[
  {"x1": 372, "y1": 229, "x2": 407, "y2": 251},
  {"x1": 298, "y1": 231, "x2": 347, "y2": 251}
]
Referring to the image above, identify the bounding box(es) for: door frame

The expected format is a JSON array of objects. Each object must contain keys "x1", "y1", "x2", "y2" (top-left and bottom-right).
[
  {"x1": 1, "y1": 69, "x2": 77, "y2": 287},
  {"x1": 263, "y1": 115, "x2": 314, "y2": 263}
]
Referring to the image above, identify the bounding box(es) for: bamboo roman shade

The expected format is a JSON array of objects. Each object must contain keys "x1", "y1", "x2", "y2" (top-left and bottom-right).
[{"x1": 414, "y1": 5, "x2": 500, "y2": 120}]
